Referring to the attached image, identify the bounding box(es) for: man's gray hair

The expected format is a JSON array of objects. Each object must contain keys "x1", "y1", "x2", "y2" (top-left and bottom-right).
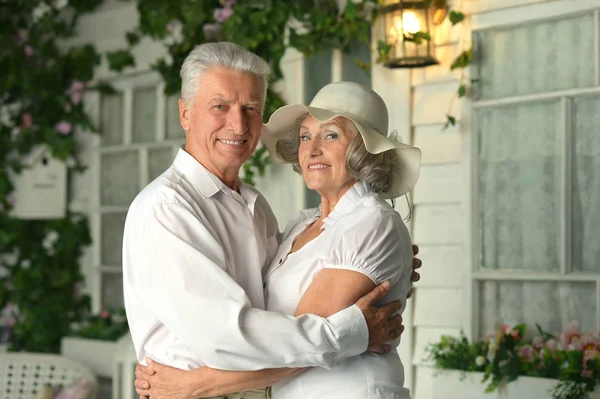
[
  {"x1": 180, "y1": 42, "x2": 271, "y2": 109},
  {"x1": 275, "y1": 116, "x2": 398, "y2": 195}
]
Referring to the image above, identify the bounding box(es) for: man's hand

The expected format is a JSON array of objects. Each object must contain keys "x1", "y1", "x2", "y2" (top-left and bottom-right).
[
  {"x1": 407, "y1": 244, "x2": 422, "y2": 299},
  {"x1": 354, "y1": 281, "x2": 403, "y2": 354}
]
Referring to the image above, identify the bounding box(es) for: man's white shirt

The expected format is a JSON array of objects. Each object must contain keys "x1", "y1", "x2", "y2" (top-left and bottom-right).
[{"x1": 122, "y1": 149, "x2": 368, "y2": 371}]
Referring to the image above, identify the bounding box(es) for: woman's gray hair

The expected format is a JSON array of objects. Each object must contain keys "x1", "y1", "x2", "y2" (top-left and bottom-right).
[
  {"x1": 180, "y1": 42, "x2": 271, "y2": 110},
  {"x1": 275, "y1": 116, "x2": 399, "y2": 195}
]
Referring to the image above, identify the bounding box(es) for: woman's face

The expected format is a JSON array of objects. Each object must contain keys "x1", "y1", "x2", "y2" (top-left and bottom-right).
[{"x1": 298, "y1": 115, "x2": 357, "y2": 198}]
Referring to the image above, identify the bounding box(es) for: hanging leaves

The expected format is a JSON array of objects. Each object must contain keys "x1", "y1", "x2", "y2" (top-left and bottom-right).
[
  {"x1": 451, "y1": 48, "x2": 473, "y2": 70},
  {"x1": 449, "y1": 10, "x2": 465, "y2": 26}
]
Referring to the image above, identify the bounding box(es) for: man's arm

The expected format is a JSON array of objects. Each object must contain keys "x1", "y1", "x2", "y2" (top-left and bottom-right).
[
  {"x1": 134, "y1": 360, "x2": 302, "y2": 399},
  {"x1": 134, "y1": 275, "x2": 401, "y2": 399},
  {"x1": 128, "y1": 202, "x2": 398, "y2": 371}
]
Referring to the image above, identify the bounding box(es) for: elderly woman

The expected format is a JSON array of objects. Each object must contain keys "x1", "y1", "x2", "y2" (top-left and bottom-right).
[{"x1": 134, "y1": 81, "x2": 421, "y2": 399}]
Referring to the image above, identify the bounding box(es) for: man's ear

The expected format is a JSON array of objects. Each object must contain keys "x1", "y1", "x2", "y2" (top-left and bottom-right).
[{"x1": 179, "y1": 99, "x2": 191, "y2": 133}]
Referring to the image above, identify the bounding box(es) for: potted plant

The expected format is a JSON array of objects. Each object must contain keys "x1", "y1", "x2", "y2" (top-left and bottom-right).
[
  {"x1": 60, "y1": 308, "x2": 129, "y2": 378},
  {"x1": 426, "y1": 322, "x2": 600, "y2": 399}
]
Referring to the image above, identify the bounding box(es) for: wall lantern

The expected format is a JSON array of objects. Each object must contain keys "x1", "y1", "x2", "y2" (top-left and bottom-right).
[{"x1": 380, "y1": 0, "x2": 447, "y2": 68}]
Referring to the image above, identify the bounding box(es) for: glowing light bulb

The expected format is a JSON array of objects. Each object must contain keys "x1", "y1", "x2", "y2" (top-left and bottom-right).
[{"x1": 402, "y1": 11, "x2": 421, "y2": 34}]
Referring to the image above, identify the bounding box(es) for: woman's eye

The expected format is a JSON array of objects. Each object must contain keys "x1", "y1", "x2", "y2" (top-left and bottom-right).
[
  {"x1": 325, "y1": 132, "x2": 339, "y2": 139},
  {"x1": 299, "y1": 135, "x2": 310, "y2": 141}
]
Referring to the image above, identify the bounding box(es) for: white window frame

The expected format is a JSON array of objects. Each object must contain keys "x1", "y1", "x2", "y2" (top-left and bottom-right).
[
  {"x1": 89, "y1": 72, "x2": 184, "y2": 313},
  {"x1": 465, "y1": 0, "x2": 600, "y2": 339}
]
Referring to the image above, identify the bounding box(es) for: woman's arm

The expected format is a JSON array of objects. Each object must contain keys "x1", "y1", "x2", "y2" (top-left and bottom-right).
[
  {"x1": 134, "y1": 359, "x2": 304, "y2": 399},
  {"x1": 294, "y1": 244, "x2": 421, "y2": 318},
  {"x1": 294, "y1": 269, "x2": 376, "y2": 317}
]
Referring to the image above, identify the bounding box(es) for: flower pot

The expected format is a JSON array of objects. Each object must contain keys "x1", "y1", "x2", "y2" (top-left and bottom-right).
[
  {"x1": 431, "y1": 370, "x2": 600, "y2": 399},
  {"x1": 60, "y1": 336, "x2": 117, "y2": 378}
]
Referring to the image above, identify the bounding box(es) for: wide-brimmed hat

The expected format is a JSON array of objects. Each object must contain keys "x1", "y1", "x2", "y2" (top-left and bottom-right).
[{"x1": 261, "y1": 81, "x2": 421, "y2": 198}]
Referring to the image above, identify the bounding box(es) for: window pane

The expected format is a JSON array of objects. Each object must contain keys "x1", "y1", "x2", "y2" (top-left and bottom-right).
[
  {"x1": 572, "y1": 95, "x2": 600, "y2": 272},
  {"x1": 101, "y1": 151, "x2": 140, "y2": 206},
  {"x1": 148, "y1": 147, "x2": 174, "y2": 182},
  {"x1": 101, "y1": 213, "x2": 126, "y2": 266},
  {"x1": 478, "y1": 101, "x2": 561, "y2": 271},
  {"x1": 479, "y1": 281, "x2": 596, "y2": 336},
  {"x1": 132, "y1": 87, "x2": 157, "y2": 143},
  {"x1": 476, "y1": 13, "x2": 594, "y2": 100},
  {"x1": 102, "y1": 272, "x2": 124, "y2": 310},
  {"x1": 100, "y1": 93, "x2": 123, "y2": 146},
  {"x1": 166, "y1": 94, "x2": 185, "y2": 139}
]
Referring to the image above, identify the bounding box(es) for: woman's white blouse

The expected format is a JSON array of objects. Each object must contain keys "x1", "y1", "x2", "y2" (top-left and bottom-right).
[{"x1": 265, "y1": 181, "x2": 413, "y2": 399}]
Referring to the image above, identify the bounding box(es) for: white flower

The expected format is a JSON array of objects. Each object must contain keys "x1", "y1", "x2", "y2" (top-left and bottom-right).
[
  {"x1": 20, "y1": 259, "x2": 31, "y2": 269},
  {"x1": 287, "y1": 16, "x2": 311, "y2": 36},
  {"x1": 54, "y1": 0, "x2": 68, "y2": 10},
  {"x1": 32, "y1": 2, "x2": 52, "y2": 21},
  {"x1": 42, "y1": 230, "x2": 60, "y2": 254},
  {"x1": 69, "y1": 322, "x2": 81, "y2": 331},
  {"x1": 1, "y1": 248, "x2": 20, "y2": 266},
  {"x1": 0, "y1": 266, "x2": 9, "y2": 278},
  {"x1": 475, "y1": 356, "x2": 485, "y2": 366}
]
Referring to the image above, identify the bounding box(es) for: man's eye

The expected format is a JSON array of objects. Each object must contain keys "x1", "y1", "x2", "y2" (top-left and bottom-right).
[{"x1": 214, "y1": 105, "x2": 225, "y2": 110}]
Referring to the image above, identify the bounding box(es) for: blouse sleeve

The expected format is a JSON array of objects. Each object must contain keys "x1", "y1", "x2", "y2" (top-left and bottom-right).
[{"x1": 323, "y1": 208, "x2": 413, "y2": 286}]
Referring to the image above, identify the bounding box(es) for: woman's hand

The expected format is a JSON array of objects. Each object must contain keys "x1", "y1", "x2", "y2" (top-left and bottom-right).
[
  {"x1": 407, "y1": 244, "x2": 422, "y2": 299},
  {"x1": 134, "y1": 358, "x2": 195, "y2": 399}
]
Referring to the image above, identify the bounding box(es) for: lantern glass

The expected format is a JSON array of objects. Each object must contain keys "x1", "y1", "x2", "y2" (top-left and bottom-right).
[{"x1": 381, "y1": 0, "x2": 439, "y2": 68}]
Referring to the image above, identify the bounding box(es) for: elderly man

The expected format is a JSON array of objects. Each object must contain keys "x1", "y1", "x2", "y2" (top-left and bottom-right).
[{"x1": 123, "y1": 42, "x2": 420, "y2": 398}]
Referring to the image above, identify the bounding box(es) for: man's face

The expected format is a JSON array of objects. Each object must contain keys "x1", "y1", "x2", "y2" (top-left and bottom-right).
[{"x1": 179, "y1": 67, "x2": 264, "y2": 181}]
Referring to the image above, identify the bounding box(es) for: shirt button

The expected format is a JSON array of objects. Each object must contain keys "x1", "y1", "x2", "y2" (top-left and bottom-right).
[{"x1": 263, "y1": 282, "x2": 267, "y2": 288}]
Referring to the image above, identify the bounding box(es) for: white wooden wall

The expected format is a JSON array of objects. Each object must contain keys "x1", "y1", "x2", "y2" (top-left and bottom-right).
[{"x1": 384, "y1": 1, "x2": 578, "y2": 398}]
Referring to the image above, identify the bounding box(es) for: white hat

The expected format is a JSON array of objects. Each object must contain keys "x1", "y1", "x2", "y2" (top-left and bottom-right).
[{"x1": 261, "y1": 81, "x2": 422, "y2": 198}]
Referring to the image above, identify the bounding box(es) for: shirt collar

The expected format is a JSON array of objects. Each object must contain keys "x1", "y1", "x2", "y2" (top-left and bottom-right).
[
  {"x1": 172, "y1": 149, "x2": 258, "y2": 212},
  {"x1": 321, "y1": 181, "x2": 374, "y2": 230}
]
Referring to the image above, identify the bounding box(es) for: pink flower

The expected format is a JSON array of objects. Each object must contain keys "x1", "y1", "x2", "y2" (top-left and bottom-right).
[
  {"x1": 546, "y1": 338, "x2": 558, "y2": 352},
  {"x1": 581, "y1": 369, "x2": 593, "y2": 379},
  {"x1": 21, "y1": 113, "x2": 33, "y2": 129},
  {"x1": 518, "y1": 345, "x2": 534, "y2": 362},
  {"x1": 55, "y1": 121, "x2": 72, "y2": 135},
  {"x1": 560, "y1": 321, "x2": 581, "y2": 349},
  {"x1": 166, "y1": 19, "x2": 180, "y2": 33},
  {"x1": 568, "y1": 336, "x2": 583, "y2": 351},
  {"x1": 16, "y1": 30, "x2": 28, "y2": 45},
  {"x1": 532, "y1": 336, "x2": 544, "y2": 349},
  {"x1": 66, "y1": 80, "x2": 87, "y2": 105},
  {"x1": 100, "y1": 310, "x2": 110, "y2": 319},
  {"x1": 24, "y1": 45, "x2": 34, "y2": 57},
  {"x1": 213, "y1": 7, "x2": 234, "y2": 23},
  {"x1": 203, "y1": 23, "x2": 221, "y2": 33},
  {"x1": 583, "y1": 347, "x2": 600, "y2": 364}
]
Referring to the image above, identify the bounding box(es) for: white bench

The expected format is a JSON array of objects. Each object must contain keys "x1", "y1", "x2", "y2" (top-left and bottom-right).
[{"x1": 0, "y1": 353, "x2": 97, "y2": 399}]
